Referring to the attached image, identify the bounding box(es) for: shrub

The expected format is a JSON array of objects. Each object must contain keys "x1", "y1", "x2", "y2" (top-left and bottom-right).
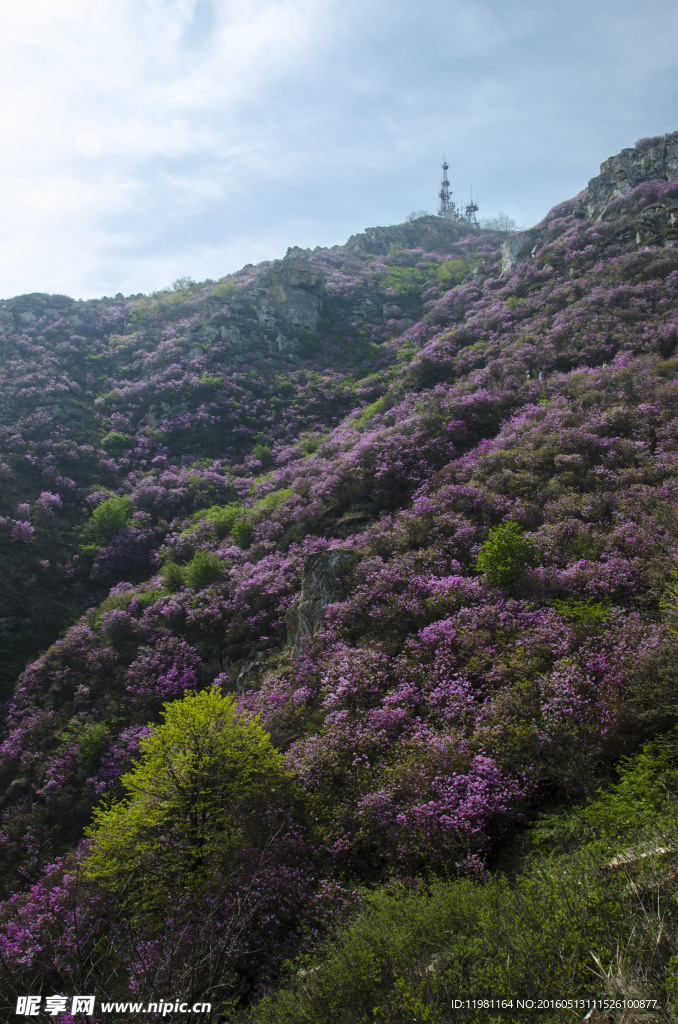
[
  {"x1": 437, "y1": 258, "x2": 480, "y2": 290},
  {"x1": 100, "y1": 432, "x2": 134, "y2": 457},
  {"x1": 231, "y1": 518, "x2": 253, "y2": 548},
  {"x1": 161, "y1": 560, "x2": 185, "y2": 593},
  {"x1": 252, "y1": 442, "x2": 273, "y2": 467},
  {"x1": 194, "y1": 503, "x2": 243, "y2": 539},
  {"x1": 83, "y1": 495, "x2": 134, "y2": 546},
  {"x1": 474, "y1": 521, "x2": 538, "y2": 591},
  {"x1": 183, "y1": 550, "x2": 225, "y2": 590},
  {"x1": 251, "y1": 740, "x2": 678, "y2": 1023}
]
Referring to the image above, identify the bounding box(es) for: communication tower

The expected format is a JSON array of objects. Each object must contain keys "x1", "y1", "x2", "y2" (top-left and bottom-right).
[
  {"x1": 438, "y1": 157, "x2": 479, "y2": 223},
  {"x1": 465, "y1": 191, "x2": 480, "y2": 228},
  {"x1": 438, "y1": 157, "x2": 455, "y2": 218}
]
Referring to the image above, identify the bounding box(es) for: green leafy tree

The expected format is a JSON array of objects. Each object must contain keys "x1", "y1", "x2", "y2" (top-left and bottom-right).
[
  {"x1": 83, "y1": 689, "x2": 298, "y2": 1009},
  {"x1": 195, "y1": 502, "x2": 242, "y2": 539},
  {"x1": 231, "y1": 517, "x2": 253, "y2": 548},
  {"x1": 100, "y1": 431, "x2": 135, "y2": 457},
  {"x1": 474, "y1": 521, "x2": 538, "y2": 592},
  {"x1": 161, "y1": 560, "x2": 185, "y2": 593},
  {"x1": 85, "y1": 688, "x2": 286, "y2": 905}
]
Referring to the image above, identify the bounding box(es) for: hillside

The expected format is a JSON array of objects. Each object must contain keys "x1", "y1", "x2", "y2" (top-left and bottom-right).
[{"x1": 1, "y1": 132, "x2": 678, "y2": 1022}]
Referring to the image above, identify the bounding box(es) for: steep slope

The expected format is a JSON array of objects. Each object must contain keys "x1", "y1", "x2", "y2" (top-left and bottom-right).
[
  {"x1": 0, "y1": 217, "x2": 480, "y2": 692},
  {"x1": 0, "y1": 132, "x2": 677, "y2": 1020}
]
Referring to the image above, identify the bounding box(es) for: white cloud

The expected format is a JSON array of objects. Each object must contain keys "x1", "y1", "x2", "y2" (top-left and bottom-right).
[{"x1": 0, "y1": 0, "x2": 675, "y2": 298}]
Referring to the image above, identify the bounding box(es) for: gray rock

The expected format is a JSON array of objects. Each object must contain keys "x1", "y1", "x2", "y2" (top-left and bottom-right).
[
  {"x1": 234, "y1": 650, "x2": 270, "y2": 693},
  {"x1": 501, "y1": 230, "x2": 542, "y2": 274},
  {"x1": 262, "y1": 250, "x2": 324, "y2": 331},
  {"x1": 351, "y1": 298, "x2": 380, "y2": 321},
  {"x1": 347, "y1": 216, "x2": 471, "y2": 256},
  {"x1": 574, "y1": 132, "x2": 678, "y2": 222},
  {"x1": 139, "y1": 398, "x2": 189, "y2": 429},
  {"x1": 286, "y1": 549, "x2": 359, "y2": 657}
]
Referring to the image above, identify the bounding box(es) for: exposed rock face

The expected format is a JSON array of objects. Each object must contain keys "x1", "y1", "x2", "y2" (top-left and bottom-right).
[
  {"x1": 574, "y1": 132, "x2": 678, "y2": 222},
  {"x1": 262, "y1": 247, "x2": 324, "y2": 331},
  {"x1": 346, "y1": 215, "x2": 472, "y2": 256},
  {"x1": 182, "y1": 248, "x2": 325, "y2": 364},
  {"x1": 500, "y1": 134, "x2": 678, "y2": 276},
  {"x1": 286, "y1": 549, "x2": 359, "y2": 657},
  {"x1": 0, "y1": 293, "x2": 95, "y2": 334},
  {"x1": 501, "y1": 229, "x2": 543, "y2": 274}
]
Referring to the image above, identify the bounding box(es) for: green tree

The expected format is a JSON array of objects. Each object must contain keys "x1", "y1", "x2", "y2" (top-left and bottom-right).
[
  {"x1": 85, "y1": 688, "x2": 285, "y2": 905},
  {"x1": 231, "y1": 517, "x2": 253, "y2": 548},
  {"x1": 100, "y1": 431, "x2": 135, "y2": 457},
  {"x1": 161, "y1": 560, "x2": 185, "y2": 593},
  {"x1": 474, "y1": 521, "x2": 538, "y2": 592},
  {"x1": 83, "y1": 689, "x2": 297, "y2": 1009}
]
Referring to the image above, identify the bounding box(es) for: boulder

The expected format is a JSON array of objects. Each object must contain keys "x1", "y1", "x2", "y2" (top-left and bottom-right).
[
  {"x1": 262, "y1": 249, "x2": 324, "y2": 330},
  {"x1": 501, "y1": 229, "x2": 543, "y2": 274}
]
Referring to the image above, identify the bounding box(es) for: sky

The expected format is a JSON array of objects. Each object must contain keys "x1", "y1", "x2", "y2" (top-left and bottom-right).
[{"x1": 0, "y1": 0, "x2": 676, "y2": 301}]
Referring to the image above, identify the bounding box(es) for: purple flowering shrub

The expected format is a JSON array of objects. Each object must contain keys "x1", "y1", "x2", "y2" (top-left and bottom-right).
[
  {"x1": 1, "y1": 147, "x2": 678, "y2": 1010},
  {"x1": 123, "y1": 634, "x2": 202, "y2": 711}
]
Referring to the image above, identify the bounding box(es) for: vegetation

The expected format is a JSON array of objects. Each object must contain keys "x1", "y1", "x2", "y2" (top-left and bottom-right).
[
  {"x1": 474, "y1": 521, "x2": 539, "y2": 591},
  {"x1": 252, "y1": 738, "x2": 678, "y2": 1023},
  {"x1": 0, "y1": 135, "x2": 678, "y2": 1019}
]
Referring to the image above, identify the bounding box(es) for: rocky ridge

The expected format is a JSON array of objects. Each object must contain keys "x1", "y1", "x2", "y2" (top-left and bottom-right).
[{"x1": 502, "y1": 130, "x2": 678, "y2": 273}]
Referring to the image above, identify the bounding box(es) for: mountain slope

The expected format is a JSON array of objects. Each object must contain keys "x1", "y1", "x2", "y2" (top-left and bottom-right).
[{"x1": 0, "y1": 132, "x2": 678, "y2": 1020}]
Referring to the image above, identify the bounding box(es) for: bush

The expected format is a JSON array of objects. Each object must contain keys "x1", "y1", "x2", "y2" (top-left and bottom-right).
[
  {"x1": 183, "y1": 550, "x2": 225, "y2": 590},
  {"x1": 83, "y1": 495, "x2": 134, "y2": 546},
  {"x1": 437, "y1": 258, "x2": 480, "y2": 290},
  {"x1": 161, "y1": 560, "x2": 185, "y2": 593},
  {"x1": 100, "y1": 432, "x2": 134, "y2": 457},
  {"x1": 194, "y1": 503, "x2": 243, "y2": 539},
  {"x1": 252, "y1": 442, "x2": 273, "y2": 467},
  {"x1": 250, "y1": 740, "x2": 678, "y2": 1024},
  {"x1": 231, "y1": 518, "x2": 253, "y2": 548},
  {"x1": 474, "y1": 521, "x2": 538, "y2": 591}
]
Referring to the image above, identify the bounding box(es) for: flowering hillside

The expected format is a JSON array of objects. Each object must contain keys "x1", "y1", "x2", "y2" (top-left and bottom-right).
[{"x1": 1, "y1": 133, "x2": 678, "y2": 1021}]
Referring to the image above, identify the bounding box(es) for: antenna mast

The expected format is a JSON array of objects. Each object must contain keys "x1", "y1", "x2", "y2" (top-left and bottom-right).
[
  {"x1": 465, "y1": 187, "x2": 479, "y2": 228},
  {"x1": 438, "y1": 156, "x2": 454, "y2": 217}
]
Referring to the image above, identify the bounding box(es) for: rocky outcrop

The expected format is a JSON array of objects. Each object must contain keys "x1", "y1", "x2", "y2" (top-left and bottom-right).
[
  {"x1": 346, "y1": 216, "x2": 472, "y2": 256},
  {"x1": 501, "y1": 229, "x2": 543, "y2": 274},
  {"x1": 574, "y1": 132, "x2": 678, "y2": 222},
  {"x1": 501, "y1": 134, "x2": 678, "y2": 275},
  {"x1": 286, "y1": 549, "x2": 359, "y2": 657},
  {"x1": 261, "y1": 247, "x2": 324, "y2": 331},
  {"x1": 0, "y1": 293, "x2": 99, "y2": 335},
  {"x1": 182, "y1": 248, "x2": 325, "y2": 364}
]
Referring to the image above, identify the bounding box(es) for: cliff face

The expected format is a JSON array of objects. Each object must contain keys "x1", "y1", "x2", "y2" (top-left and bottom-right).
[
  {"x1": 574, "y1": 131, "x2": 678, "y2": 221},
  {"x1": 502, "y1": 131, "x2": 678, "y2": 273}
]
